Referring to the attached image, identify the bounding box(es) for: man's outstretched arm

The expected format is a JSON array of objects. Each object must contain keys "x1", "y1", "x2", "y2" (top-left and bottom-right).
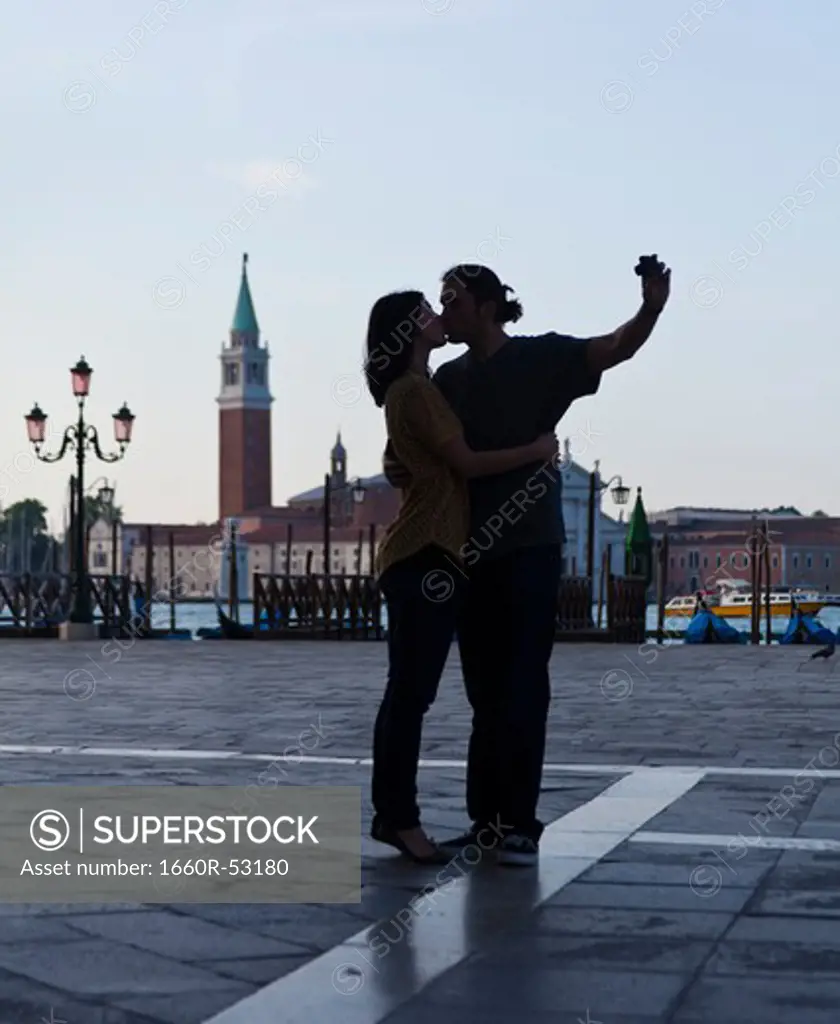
[{"x1": 586, "y1": 258, "x2": 671, "y2": 374}]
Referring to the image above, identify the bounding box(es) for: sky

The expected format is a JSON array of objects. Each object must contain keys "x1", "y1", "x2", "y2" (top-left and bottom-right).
[{"x1": 2, "y1": 0, "x2": 839, "y2": 532}]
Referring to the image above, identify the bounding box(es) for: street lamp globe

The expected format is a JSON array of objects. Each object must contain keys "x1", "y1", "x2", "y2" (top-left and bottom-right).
[
  {"x1": 113, "y1": 403, "x2": 135, "y2": 445},
  {"x1": 71, "y1": 357, "x2": 93, "y2": 398},
  {"x1": 97, "y1": 483, "x2": 115, "y2": 506},
  {"x1": 611, "y1": 478, "x2": 630, "y2": 506},
  {"x1": 24, "y1": 404, "x2": 47, "y2": 445}
]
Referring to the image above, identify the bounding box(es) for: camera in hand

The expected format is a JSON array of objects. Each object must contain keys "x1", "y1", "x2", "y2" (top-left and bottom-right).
[{"x1": 634, "y1": 254, "x2": 663, "y2": 280}]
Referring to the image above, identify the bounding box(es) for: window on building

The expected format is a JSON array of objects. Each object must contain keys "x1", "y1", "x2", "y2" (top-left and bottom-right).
[
  {"x1": 92, "y1": 550, "x2": 108, "y2": 568},
  {"x1": 670, "y1": 557, "x2": 674, "y2": 569},
  {"x1": 793, "y1": 555, "x2": 799, "y2": 569},
  {"x1": 716, "y1": 554, "x2": 721, "y2": 567},
  {"x1": 703, "y1": 556, "x2": 708, "y2": 568},
  {"x1": 772, "y1": 556, "x2": 779, "y2": 568},
  {"x1": 679, "y1": 556, "x2": 685, "y2": 568},
  {"x1": 825, "y1": 556, "x2": 831, "y2": 569},
  {"x1": 806, "y1": 554, "x2": 813, "y2": 569},
  {"x1": 224, "y1": 363, "x2": 239, "y2": 385},
  {"x1": 248, "y1": 363, "x2": 265, "y2": 384}
]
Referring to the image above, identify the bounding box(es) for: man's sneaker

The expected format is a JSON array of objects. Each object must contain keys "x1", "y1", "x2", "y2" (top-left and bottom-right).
[{"x1": 496, "y1": 833, "x2": 538, "y2": 867}]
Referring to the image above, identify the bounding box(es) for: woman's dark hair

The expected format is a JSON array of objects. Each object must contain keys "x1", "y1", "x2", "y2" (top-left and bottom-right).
[
  {"x1": 441, "y1": 264, "x2": 523, "y2": 323},
  {"x1": 364, "y1": 290, "x2": 427, "y2": 407}
]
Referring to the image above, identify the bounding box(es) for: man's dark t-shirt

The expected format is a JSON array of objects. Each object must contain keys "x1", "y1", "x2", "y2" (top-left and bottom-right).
[{"x1": 433, "y1": 333, "x2": 601, "y2": 562}]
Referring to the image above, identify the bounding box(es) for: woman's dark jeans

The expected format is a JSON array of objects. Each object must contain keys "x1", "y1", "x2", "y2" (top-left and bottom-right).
[{"x1": 372, "y1": 545, "x2": 464, "y2": 830}]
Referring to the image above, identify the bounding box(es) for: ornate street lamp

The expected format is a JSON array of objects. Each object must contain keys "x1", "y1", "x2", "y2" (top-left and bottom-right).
[
  {"x1": 599, "y1": 474, "x2": 630, "y2": 506},
  {"x1": 24, "y1": 356, "x2": 135, "y2": 625},
  {"x1": 95, "y1": 480, "x2": 120, "y2": 575},
  {"x1": 97, "y1": 482, "x2": 115, "y2": 508},
  {"x1": 351, "y1": 478, "x2": 366, "y2": 505},
  {"x1": 585, "y1": 468, "x2": 631, "y2": 584},
  {"x1": 323, "y1": 475, "x2": 367, "y2": 575}
]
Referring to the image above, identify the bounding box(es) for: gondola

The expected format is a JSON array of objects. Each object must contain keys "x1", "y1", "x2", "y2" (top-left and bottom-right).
[
  {"x1": 216, "y1": 605, "x2": 254, "y2": 639},
  {"x1": 683, "y1": 593, "x2": 747, "y2": 644},
  {"x1": 780, "y1": 597, "x2": 836, "y2": 646}
]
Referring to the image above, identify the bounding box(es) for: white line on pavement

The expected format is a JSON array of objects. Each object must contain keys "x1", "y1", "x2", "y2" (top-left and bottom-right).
[
  {"x1": 199, "y1": 768, "x2": 704, "y2": 1024},
  {"x1": 2, "y1": 745, "x2": 840, "y2": 779},
  {"x1": 631, "y1": 830, "x2": 840, "y2": 852}
]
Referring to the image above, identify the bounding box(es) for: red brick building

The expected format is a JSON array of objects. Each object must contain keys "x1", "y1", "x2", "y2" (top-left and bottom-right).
[{"x1": 651, "y1": 508, "x2": 840, "y2": 596}]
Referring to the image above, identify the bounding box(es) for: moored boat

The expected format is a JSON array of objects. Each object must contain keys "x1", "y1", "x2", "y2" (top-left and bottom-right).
[
  {"x1": 666, "y1": 579, "x2": 831, "y2": 619},
  {"x1": 217, "y1": 606, "x2": 254, "y2": 639},
  {"x1": 684, "y1": 604, "x2": 748, "y2": 644}
]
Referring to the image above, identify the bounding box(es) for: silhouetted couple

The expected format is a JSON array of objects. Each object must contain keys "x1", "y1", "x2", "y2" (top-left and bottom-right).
[{"x1": 364, "y1": 260, "x2": 670, "y2": 866}]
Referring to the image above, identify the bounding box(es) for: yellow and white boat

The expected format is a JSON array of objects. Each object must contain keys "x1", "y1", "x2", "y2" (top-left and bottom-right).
[
  {"x1": 717, "y1": 585, "x2": 823, "y2": 618},
  {"x1": 665, "y1": 580, "x2": 836, "y2": 619}
]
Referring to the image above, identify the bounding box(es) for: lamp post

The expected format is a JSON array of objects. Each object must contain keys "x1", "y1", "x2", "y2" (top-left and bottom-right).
[
  {"x1": 94, "y1": 479, "x2": 119, "y2": 575},
  {"x1": 25, "y1": 356, "x2": 135, "y2": 625},
  {"x1": 323, "y1": 474, "x2": 366, "y2": 575},
  {"x1": 89, "y1": 477, "x2": 117, "y2": 624},
  {"x1": 587, "y1": 470, "x2": 630, "y2": 582},
  {"x1": 80, "y1": 475, "x2": 115, "y2": 568}
]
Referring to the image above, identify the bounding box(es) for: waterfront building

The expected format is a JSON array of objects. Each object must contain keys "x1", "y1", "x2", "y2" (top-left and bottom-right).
[{"x1": 651, "y1": 509, "x2": 840, "y2": 595}]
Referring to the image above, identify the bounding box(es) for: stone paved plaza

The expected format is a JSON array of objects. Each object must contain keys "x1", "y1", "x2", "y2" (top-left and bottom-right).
[{"x1": 1, "y1": 639, "x2": 840, "y2": 1023}]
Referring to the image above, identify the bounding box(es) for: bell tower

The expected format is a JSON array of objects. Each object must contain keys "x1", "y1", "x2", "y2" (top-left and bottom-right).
[
  {"x1": 218, "y1": 253, "x2": 273, "y2": 520},
  {"x1": 330, "y1": 430, "x2": 347, "y2": 489}
]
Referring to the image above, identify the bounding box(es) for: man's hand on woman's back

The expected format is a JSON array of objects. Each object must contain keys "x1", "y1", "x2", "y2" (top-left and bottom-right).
[{"x1": 383, "y1": 439, "x2": 411, "y2": 489}]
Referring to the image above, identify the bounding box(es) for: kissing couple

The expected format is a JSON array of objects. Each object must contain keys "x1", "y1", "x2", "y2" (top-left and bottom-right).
[{"x1": 363, "y1": 258, "x2": 669, "y2": 866}]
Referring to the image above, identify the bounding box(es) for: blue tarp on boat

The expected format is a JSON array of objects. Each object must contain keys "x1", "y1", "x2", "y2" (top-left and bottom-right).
[
  {"x1": 780, "y1": 610, "x2": 836, "y2": 646},
  {"x1": 684, "y1": 607, "x2": 747, "y2": 644}
]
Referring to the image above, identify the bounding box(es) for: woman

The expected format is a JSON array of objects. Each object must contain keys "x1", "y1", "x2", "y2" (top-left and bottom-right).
[{"x1": 364, "y1": 290, "x2": 557, "y2": 863}]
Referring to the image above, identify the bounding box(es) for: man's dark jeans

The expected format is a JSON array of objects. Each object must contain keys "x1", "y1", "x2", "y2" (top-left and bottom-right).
[
  {"x1": 457, "y1": 544, "x2": 561, "y2": 842},
  {"x1": 372, "y1": 545, "x2": 464, "y2": 830}
]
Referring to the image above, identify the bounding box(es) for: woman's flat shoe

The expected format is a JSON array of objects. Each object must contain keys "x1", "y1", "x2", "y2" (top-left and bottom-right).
[{"x1": 370, "y1": 821, "x2": 451, "y2": 865}]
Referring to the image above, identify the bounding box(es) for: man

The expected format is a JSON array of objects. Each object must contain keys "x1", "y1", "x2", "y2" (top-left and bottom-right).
[{"x1": 383, "y1": 259, "x2": 670, "y2": 865}]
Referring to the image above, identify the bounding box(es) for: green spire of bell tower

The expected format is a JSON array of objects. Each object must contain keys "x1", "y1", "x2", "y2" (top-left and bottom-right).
[
  {"x1": 626, "y1": 486, "x2": 653, "y2": 584},
  {"x1": 231, "y1": 253, "x2": 259, "y2": 335},
  {"x1": 626, "y1": 487, "x2": 652, "y2": 550}
]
